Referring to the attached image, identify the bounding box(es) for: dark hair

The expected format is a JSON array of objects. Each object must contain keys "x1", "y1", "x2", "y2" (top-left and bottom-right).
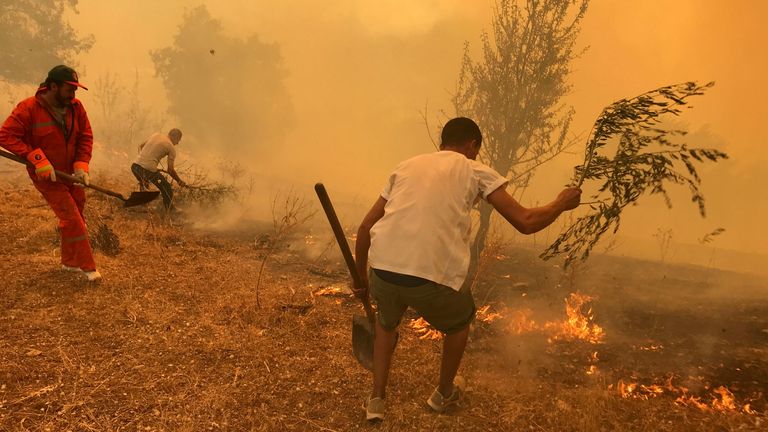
[
  {"x1": 42, "y1": 77, "x2": 63, "y2": 90},
  {"x1": 440, "y1": 117, "x2": 482, "y2": 147}
]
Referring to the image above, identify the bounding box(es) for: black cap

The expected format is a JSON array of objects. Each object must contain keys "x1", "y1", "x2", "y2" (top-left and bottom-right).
[{"x1": 46, "y1": 65, "x2": 88, "y2": 90}]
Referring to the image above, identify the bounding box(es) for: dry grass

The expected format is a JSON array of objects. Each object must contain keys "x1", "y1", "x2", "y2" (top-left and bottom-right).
[{"x1": 0, "y1": 179, "x2": 765, "y2": 431}]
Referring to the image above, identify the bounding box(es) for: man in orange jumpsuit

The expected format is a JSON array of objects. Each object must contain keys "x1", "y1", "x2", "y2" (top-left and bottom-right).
[{"x1": 0, "y1": 65, "x2": 101, "y2": 282}]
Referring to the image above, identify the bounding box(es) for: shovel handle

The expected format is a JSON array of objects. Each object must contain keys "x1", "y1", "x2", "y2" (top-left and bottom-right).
[
  {"x1": 314, "y1": 183, "x2": 376, "y2": 323},
  {"x1": 0, "y1": 149, "x2": 126, "y2": 201}
]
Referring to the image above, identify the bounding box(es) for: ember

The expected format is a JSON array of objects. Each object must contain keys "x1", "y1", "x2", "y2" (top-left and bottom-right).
[
  {"x1": 637, "y1": 344, "x2": 664, "y2": 351},
  {"x1": 312, "y1": 284, "x2": 346, "y2": 297},
  {"x1": 617, "y1": 380, "x2": 665, "y2": 400}
]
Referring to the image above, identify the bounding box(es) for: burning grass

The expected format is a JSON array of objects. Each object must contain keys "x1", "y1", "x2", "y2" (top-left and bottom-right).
[{"x1": 0, "y1": 179, "x2": 766, "y2": 431}]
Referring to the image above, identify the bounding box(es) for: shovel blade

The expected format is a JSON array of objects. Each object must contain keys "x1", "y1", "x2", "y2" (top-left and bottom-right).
[
  {"x1": 123, "y1": 191, "x2": 160, "y2": 208},
  {"x1": 352, "y1": 314, "x2": 375, "y2": 371}
]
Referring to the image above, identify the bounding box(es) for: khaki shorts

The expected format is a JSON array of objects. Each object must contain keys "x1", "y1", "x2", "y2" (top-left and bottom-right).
[{"x1": 369, "y1": 269, "x2": 476, "y2": 334}]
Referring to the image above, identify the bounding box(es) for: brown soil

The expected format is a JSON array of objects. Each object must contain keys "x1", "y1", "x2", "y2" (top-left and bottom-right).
[{"x1": 0, "y1": 183, "x2": 766, "y2": 431}]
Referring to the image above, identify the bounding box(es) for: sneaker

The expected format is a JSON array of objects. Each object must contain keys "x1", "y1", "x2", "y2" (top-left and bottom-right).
[
  {"x1": 84, "y1": 270, "x2": 102, "y2": 282},
  {"x1": 61, "y1": 264, "x2": 80, "y2": 272},
  {"x1": 427, "y1": 379, "x2": 464, "y2": 413},
  {"x1": 364, "y1": 396, "x2": 385, "y2": 421}
]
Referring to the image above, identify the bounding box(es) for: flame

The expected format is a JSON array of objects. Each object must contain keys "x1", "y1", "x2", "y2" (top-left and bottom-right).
[
  {"x1": 545, "y1": 292, "x2": 604, "y2": 344},
  {"x1": 410, "y1": 317, "x2": 442, "y2": 340},
  {"x1": 711, "y1": 386, "x2": 737, "y2": 411},
  {"x1": 476, "y1": 293, "x2": 603, "y2": 345},
  {"x1": 675, "y1": 395, "x2": 710, "y2": 410},
  {"x1": 618, "y1": 380, "x2": 637, "y2": 398},
  {"x1": 618, "y1": 380, "x2": 666, "y2": 400},
  {"x1": 476, "y1": 304, "x2": 503, "y2": 324},
  {"x1": 616, "y1": 377, "x2": 755, "y2": 414},
  {"x1": 505, "y1": 308, "x2": 539, "y2": 334},
  {"x1": 314, "y1": 286, "x2": 341, "y2": 296},
  {"x1": 312, "y1": 283, "x2": 351, "y2": 297},
  {"x1": 409, "y1": 305, "x2": 511, "y2": 339}
]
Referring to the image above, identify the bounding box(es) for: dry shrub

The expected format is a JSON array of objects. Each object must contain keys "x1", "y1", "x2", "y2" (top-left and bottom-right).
[
  {"x1": 172, "y1": 164, "x2": 238, "y2": 207},
  {"x1": 90, "y1": 222, "x2": 120, "y2": 256},
  {"x1": 254, "y1": 187, "x2": 317, "y2": 308}
]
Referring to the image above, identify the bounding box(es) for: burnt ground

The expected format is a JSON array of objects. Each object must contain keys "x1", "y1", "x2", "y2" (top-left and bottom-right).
[
  {"x1": 0, "y1": 182, "x2": 766, "y2": 431},
  {"x1": 471, "y1": 248, "x2": 768, "y2": 427}
]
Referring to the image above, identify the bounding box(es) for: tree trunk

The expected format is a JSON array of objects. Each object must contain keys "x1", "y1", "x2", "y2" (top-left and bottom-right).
[{"x1": 462, "y1": 202, "x2": 494, "y2": 291}]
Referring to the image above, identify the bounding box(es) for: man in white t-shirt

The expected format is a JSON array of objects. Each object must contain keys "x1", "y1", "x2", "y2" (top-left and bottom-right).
[
  {"x1": 130, "y1": 128, "x2": 186, "y2": 210},
  {"x1": 355, "y1": 117, "x2": 581, "y2": 421}
]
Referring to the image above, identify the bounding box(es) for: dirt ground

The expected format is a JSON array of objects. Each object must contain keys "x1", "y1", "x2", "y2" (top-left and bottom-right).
[{"x1": 1, "y1": 181, "x2": 766, "y2": 431}]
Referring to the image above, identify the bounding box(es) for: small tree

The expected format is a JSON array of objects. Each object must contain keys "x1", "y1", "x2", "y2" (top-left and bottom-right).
[
  {"x1": 91, "y1": 70, "x2": 164, "y2": 155},
  {"x1": 453, "y1": 0, "x2": 588, "y2": 285},
  {"x1": 151, "y1": 5, "x2": 293, "y2": 158},
  {"x1": 0, "y1": 0, "x2": 93, "y2": 84}
]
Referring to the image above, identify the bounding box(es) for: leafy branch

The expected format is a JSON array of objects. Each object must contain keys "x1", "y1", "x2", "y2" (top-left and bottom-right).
[
  {"x1": 161, "y1": 163, "x2": 238, "y2": 206},
  {"x1": 541, "y1": 81, "x2": 728, "y2": 266},
  {"x1": 699, "y1": 227, "x2": 725, "y2": 244}
]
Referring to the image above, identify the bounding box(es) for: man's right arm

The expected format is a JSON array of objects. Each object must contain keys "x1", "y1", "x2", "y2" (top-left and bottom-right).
[
  {"x1": 0, "y1": 103, "x2": 33, "y2": 156},
  {"x1": 487, "y1": 186, "x2": 581, "y2": 234},
  {"x1": 166, "y1": 162, "x2": 186, "y2": 187}
]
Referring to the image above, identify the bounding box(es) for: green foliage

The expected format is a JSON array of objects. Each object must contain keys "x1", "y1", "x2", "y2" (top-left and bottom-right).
[
  {"x1": 150, "y1": 5, "x2": 293, "y2": 155},
  {"x1": 541, "y1": 82, "x2": 729, "y2": 266},
  {"x1": 699, "y1": 227, "x2": 725, "y2": 244},
  {"x1": 0, "y1": 0, "x2": 93, "y2": 84},
  {"x1": 454, "y1": 0, "x2": 588, "y2": 184}
]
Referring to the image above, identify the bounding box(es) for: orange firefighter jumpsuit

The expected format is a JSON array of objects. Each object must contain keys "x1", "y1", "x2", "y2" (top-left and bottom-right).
[{"x1": 0, "y1": 87, "x2": 96, "y2": 271}]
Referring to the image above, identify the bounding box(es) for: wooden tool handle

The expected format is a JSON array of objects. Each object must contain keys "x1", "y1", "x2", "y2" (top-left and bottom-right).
[
  {"x1": 0, "y1": 149, "x2": 126, "y2": 201},
  {"x1": 314, "y1": 183, "x2": 376, "y2": 323}
]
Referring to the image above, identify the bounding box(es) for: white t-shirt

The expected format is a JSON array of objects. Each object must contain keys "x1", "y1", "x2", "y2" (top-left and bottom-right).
[
  {"x1": 369, "y1": 150, "x2": 508, "y2": 291},
  {"x1": 135, "y1": 133, "x2": 176, "y2": 172}
]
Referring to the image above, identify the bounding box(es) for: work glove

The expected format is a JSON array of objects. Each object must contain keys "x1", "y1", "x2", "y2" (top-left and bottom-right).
[
  {"x1": 73, "y1": 161, "x2": 90, "y2": 186},
  {"x1": 26, "y1": 148, "x2": 56, "y2": 182}
]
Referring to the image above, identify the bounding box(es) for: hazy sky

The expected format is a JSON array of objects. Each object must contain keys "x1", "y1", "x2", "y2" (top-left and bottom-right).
[{"x1": 63, "y1": 1, "x2": 766, "y2": 260}]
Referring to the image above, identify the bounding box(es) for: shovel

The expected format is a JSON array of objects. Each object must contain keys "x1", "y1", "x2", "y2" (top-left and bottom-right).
[
  {"x1": 314, "y1": 183, "x2": 376, "y2": 370},
  {"x1": 0, "y1": 150, "x2": 159, "y2": 207}
]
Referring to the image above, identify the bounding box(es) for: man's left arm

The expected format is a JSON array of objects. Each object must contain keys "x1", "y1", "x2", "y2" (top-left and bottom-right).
[
  {"x1": 354, "y1": 196, "x2": 387, "y2": 294},
  {"x1": 165, "y1": 146, "x2": 186, "y2": 187},
  {"x1": 72, "y1": 103, "x2": 94, "y2": 185}
]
